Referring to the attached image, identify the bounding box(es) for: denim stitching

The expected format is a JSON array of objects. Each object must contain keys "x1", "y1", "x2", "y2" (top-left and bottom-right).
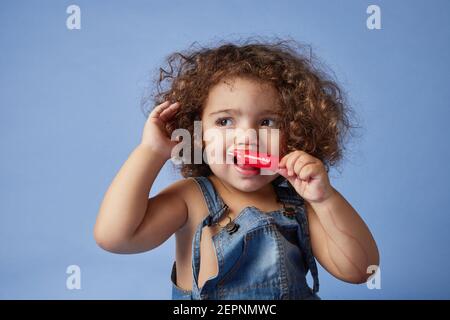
[
  {"x1": 273, "y1": 222, "x2": 289, "y2": 298},
  {"x1": 218, "y1": 278, "x2": 281, "y2": 297},
  {"x1": 217, "y1": 225, "x2": 264, "y2": 286}
]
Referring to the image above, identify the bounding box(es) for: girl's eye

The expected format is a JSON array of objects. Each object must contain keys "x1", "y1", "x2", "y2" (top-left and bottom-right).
[
  {"x1": 261, "y1": 119, "x2": 278, "y2": 127},
  {"x1": 215, "y1": 118, "x2": 233, "y2": 127}
]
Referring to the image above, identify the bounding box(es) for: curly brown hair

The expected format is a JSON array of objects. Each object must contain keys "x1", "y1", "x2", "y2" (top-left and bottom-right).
[{"x1": 141, "y1": 37, "x2": 358, "y2": 178}]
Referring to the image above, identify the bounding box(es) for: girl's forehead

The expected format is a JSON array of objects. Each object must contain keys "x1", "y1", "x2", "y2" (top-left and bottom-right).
[
  {"x1": 203, "y1": 78, "x2": 281, "y2": 114},
  {"x1": 209, "y1": 77, "x2": 276, "y2": 95}
]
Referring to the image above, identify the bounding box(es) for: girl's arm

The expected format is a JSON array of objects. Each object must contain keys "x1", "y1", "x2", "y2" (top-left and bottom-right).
[
  {"x1": 306, "y1": 191, "x2": 380, "y2": 284},
  {"x1": 278, "y1": 150, "x2": 379, "y2": 284},
  {"x1": 94, "y1": 144, "x2": 188, "y2": 253},
  {"x1": 94, "y1": 100, "x2": 187, "y2": 254}
]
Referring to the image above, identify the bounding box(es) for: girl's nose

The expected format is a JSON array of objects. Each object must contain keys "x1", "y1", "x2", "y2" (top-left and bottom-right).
[
  {"x1": 233, "y1": 126, "x2": 259, "y2": 147},
  {"x1": 234, "y1": 138, "x2": 258, "y2": 150}
]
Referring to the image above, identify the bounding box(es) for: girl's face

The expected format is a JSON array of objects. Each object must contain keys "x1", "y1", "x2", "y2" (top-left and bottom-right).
[{"x1": 201, "y1": 77, "x2": 285, "y2": 192}]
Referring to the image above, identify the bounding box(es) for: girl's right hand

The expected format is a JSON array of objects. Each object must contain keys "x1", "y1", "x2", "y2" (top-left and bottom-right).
[{"x1": 140, "y1": 100, "x2": 181, "y2": 160}]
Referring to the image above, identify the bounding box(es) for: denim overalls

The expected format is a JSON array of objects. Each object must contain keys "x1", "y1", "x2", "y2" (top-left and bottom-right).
[{"x1": 170, "y1": 175, "x2": 320, "y2": 300}]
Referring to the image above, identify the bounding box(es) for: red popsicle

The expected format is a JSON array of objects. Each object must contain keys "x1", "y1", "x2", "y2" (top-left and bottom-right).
[{"x1": 231, "y1": 149, "x2": 279, "y2": 171}]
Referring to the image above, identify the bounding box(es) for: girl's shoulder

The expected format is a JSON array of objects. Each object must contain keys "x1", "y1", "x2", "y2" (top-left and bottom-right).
[{"x1": 173, "y1": 176, "x2": 210, "y2": 234}]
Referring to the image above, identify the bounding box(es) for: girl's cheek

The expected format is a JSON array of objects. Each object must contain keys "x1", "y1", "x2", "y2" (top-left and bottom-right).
[
  {"x1": 202, "y1": 130, "x2": 232, "y2": 165},
  {"x1": 262, "y1": 129, "x2": 282, "y2": 156},
  {"x1": 224, "y1": 130, "x2": 235, "y2": 149}
]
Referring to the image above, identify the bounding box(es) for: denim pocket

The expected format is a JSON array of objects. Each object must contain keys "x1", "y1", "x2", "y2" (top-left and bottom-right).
[
  {"x1": 216, "y1": 224, "x2": 282, "y2": 298},
  {"x1": 170, "y1": 261, "x2": 192, "y2": 300}
]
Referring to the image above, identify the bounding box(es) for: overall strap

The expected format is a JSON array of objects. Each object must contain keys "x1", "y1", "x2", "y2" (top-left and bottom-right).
[
  {"x1": 189, "y1": 176, "x2": 228, "y2": 295},
  {"x1": 190, "y1": 176, "x2": 228, "y2": 226}
]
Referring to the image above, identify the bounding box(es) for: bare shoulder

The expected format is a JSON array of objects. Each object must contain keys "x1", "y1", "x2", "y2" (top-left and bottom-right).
[
  {"x1": 171, "y1": 177, "x2": 208, "y2": 234},
  {"x1": 150, "y1": 177, "x2": 196, "y2": 229},
  {"x1": 157, "y1": 177, "x2": 196, "y2": 200}
]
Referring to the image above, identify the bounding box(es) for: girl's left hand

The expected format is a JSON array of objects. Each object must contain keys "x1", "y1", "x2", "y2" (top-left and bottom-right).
[{"x1": 277, "y1": 150, "x2": 335, "y2": 204}]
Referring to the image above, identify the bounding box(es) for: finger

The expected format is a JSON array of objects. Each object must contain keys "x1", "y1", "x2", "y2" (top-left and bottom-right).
[
  {"x1": 293, "y1": 158, "x2": 316, "y2": 178},
  {"x1": 150, "y1": 101, "x2": 178, "y2": 118},
  {"x1": 150, "y1": 101, "x2": 170, "y2": 118},
  {"x1": 285, "y1": 152, "x2": 303, "y2": 176},
  {"x1": 277, "y1": 169, "x2": 296, "y2": 185},
  {"x1": 278, "y1": 152, "x2": 291, "y2": 168},
  {"x1": 278, "y1": 167, "x2": 288, "y2": 177},
  {"x1": 159, "y1": 104, "x2": 180, "y2": 121},
  {"x1": 298, "y1": 163, "x2": 316, "y2": 181}
]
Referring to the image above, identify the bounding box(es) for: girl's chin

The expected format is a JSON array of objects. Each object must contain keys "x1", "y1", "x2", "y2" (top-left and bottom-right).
[{"x1": 210, "y1": 165, "x2": 276, "y2": 191}]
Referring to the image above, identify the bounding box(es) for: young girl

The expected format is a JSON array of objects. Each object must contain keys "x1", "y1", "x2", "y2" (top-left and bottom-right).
[{"x1": 94, "y1": 40, "x2": 379, "y2": 300}]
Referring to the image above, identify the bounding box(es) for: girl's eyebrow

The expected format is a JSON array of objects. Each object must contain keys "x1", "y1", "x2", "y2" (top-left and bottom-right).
[
  {"x1": 208, "y1": 108, "x2": 277, "y2": 116},
  {"x1": 208, "y1": 108, "x2": 239, "y2": 116}
]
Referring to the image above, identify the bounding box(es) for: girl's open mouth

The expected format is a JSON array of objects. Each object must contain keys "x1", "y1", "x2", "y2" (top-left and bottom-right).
[
  {"x1": 228, "y1": 149, "x2": 278, "y2": 176},
  {"x1": 232, "y1": 154, "x2": 261, "y2": 176}
]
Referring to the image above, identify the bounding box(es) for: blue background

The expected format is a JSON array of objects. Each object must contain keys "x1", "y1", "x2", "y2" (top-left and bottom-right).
[{"x1": 1, "y1": 0, "x2": 449, "y2": 299}]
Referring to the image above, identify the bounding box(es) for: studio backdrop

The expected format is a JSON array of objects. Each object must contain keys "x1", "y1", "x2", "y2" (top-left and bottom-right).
[{"x1": 0, "y1": 0, "x2": 449, "y2": 299}]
